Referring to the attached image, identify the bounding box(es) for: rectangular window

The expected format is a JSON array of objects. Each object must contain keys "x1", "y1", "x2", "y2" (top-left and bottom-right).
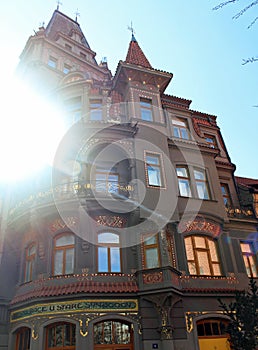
[
  {"x1": 194, "y1": 168, "x2": 210, "y2": 200},
  {"x1": 63, "y1": 64, "x2": 71, "y2": 74},
  {"x1": 176, "y1": 167, "x2": 192, "y2": 197},
  {"x1": 48, "y1": 56, "x2": 57, "y2": 69},
  {"x1": 90, "y1": 99, "x2": 102, "y2": 120},
  {"x1": 140, "y1": 98, "x2": 153, "y2": 121},
  {"x1": 205, "y1": 134, "x2": 217, "y2": 148},
  {"x1": 95, "y1": 170, "x2": 119, "y2": 194},
  {"x1": 64, "y1": 96, "x2": 82, "y2": 124},
  {"x1": 221, "y1": 183, "x2": 232, "y2": 207},
  {"x1": 97, "y1": 232, "x2": 121, "y2": 272},
  {"x1": 172, "y1": 117, "x2": 189, "y2": 139},
  {"x1": 184, "y1": 236, "x2": 221, "y2": 276},
  {"x1": 24, "y1": 243, "x2": 36, "y2": 282},
  {"x1": 145, "y1": 153, "x2": 163, "y2": 187},
  {"x1": 142, "y1": 234, "x2": 160, "y2": 268},
  {"x1": 240, "y1": 242, "x2": 258, "y2": 277}
]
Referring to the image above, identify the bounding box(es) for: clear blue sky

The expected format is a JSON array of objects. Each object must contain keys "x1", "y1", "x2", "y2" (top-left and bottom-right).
[{"x1": 1, "y1": 0, "x2": 257, "y2": 179}]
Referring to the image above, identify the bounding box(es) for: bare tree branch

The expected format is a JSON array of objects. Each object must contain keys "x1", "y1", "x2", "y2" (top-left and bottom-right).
[
  {"x1": 213, "y1": 0, "x2": 240, "y2": 11},
  {"x1": 233, "y1": 0, "x2": 258, "y2": 19},
  {"x1": 248, "y1": 15, "x2": 258, "y2": 28},
  {"x1": 242, "y1": 56, "x2": 258, "y2": 65}
]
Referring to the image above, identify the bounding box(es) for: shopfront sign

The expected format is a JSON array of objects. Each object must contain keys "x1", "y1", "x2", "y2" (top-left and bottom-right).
[{"x1": 10, "y1": 299, "x2": 138, "y2": 322}]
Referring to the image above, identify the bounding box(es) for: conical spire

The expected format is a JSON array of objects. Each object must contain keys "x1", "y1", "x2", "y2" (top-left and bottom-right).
[{"x1": 125, "y1": 34, "x2": 152, "y2": 69}]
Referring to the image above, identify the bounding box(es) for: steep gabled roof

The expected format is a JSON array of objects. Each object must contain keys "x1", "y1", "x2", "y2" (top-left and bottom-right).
[
  {"x1": 45, "y1": 9, "x2": 91, "y2": 49},
  {"x1": 125, "y1": 34, "x2": 152, "y2": 69}
]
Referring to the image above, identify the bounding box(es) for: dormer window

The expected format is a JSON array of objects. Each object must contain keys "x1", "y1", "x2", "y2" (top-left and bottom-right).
[
  {"x1": 171, "y1": 117, "x2": 190, "y2": 139},
  {"x1": 205, "y1": 134, "x2": 217, "y2": 148},
  {"x1": 140, "y1": 98, "x2": 153, "y2": 121}
]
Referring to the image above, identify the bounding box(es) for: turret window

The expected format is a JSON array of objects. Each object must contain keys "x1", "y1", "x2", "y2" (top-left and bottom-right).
[{"x1": 140, "y1": 98, "x2": 153, "y2": 121}]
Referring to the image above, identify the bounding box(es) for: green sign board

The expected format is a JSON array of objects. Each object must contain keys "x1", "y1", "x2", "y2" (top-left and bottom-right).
[{"x1": 10, "y1": 299, "x2": 138, "y2": 322}]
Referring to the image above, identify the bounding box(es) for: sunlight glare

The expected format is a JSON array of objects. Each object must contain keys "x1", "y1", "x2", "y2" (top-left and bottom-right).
[{"x1": 0, "y1": 77, "x2": 66, "y2": 182}]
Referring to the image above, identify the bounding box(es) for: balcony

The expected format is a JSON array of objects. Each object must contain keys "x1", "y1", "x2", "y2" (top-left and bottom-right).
[
  {"x1": 8, "y1": 179, "x2": 135, "y2": 222},
  {"x1": 225, "y1": 205, "x2": 255, "y2": 219},
  {"x1": 135, "y1": 266, "x2": 182, "y2": 292}
]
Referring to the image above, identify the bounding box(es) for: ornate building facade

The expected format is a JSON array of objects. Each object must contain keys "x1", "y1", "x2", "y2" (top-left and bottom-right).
[{"x1": 0, "y1": 8, "x2": 257, "y2": 350}]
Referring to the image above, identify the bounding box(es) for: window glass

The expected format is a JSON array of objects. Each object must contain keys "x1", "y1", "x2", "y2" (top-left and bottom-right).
[
  {"x1": 97, "y1": 233, "x2": 121, "y2": 272},
  {"x1": 146, "y1": 153, "x2": 163, "y2": 187},
  {"x1": 90, "y1": 100, "x2": 102, "y2": 120},
  {"x1": 194, "y1": 169, "x2": 210, "y2": 199},
  {"x1": 24, "y1": 243, "x2": 36, "y2": 282},
  {"x1": 94, "y1": 320, "x2": 132, "y2": 344},
  {"x1": 240, "y1": 242, "x2": 258, "y2": 277},
  {"x1": 64, "y1": 96, "x2": 82, "y2": 124},
  {"x1": 172, "y1": 118, "x2": 189, "y2": 139},
  {"x1": 48, "y1": 56, "x2": 57, "y2": 68},
  {"x1": 184, "y1": 236, "x2": 221, "y2": 276},
  {"x1": 96, "y1": 172, "x2": 119, "y2": 194},
  {"x1": 46, "y1": 323, "x2": 75, "y2": 348},
  {"x1": 205, "y1": 134, "x2": 217, "y2": 148},
  {"x1": 221, "y1": 184, "x2": 231, "y2": 206},
  {"x1": 53, "y1": 234, "x2": 75, "y2": 276},
  {"x1": 176, "y1": 167, "x2": 191, "y2": 197},
  {"x1": 63, "y1": 64, "x2": 71, "y2": 74},
  {"x1": 140, "y1": 98, "x2": 153, "y2": 121},
  {"x1": 142, "y1": 234, "x2": 160, "y2": 269}
]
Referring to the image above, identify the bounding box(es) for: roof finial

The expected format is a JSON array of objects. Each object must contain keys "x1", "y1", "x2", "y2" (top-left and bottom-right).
[
  {"x1": 56, "y1": 0, "x2": 62, "y2": 10},
  {"x1": 127, "y1": 21, "x2": 136, "y2": 42},
  {"x1": 75, "y1": 8, "x2": 80, "y2": 22}
]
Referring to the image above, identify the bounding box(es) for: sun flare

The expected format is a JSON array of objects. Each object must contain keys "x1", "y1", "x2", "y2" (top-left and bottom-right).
[{"x1": 0, "y1": 77, "x2": 66, "y2": 182}]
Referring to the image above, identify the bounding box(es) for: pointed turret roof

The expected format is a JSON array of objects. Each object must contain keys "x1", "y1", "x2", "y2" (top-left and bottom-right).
[
  {"x1": 45, "y1": 9, "x2": 91, "y2": 49},
  {"x1": 125, "y1": 34, "x2": 152, "y2": 69}
]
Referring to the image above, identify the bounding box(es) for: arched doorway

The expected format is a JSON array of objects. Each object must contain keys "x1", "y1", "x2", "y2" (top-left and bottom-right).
[
  {"x1": 197, "y1": 318, "x2": 230, "y2": 350},
  {"x1": 94, "y1": 320, "x2": 134, "y2": 350},
  {"x1": 45, "y1": 322, "x2": 75, "y2": 350},
  {"x1": 15, "y1": 327, "x2": 31, "y2": 350}
]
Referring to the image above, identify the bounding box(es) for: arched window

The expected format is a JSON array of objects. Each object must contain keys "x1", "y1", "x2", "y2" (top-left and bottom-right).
[
  {"x1": 97, "y1": 232, "x2": 121, "y2": 272},
  {"x1": 15, "y1": 327, "x2": 31, "y2": 350},
  {"x1": 184, "y1": 235, "x2": 221, "y2": 276},
  {"x1": 24, "y1": 243, "x2": 36, "y2": 282},
  {"x1": 94, "y1": 320, "x2": 133, "y2": 345},
  {"x1": 46, "y1": 322, "x2": 75, "y2": 349},
  {"x1": 53, "y1": 234, "x2": 75, "y2": 276},
  {"x1": 197, "y1": 318, "x2": 229, "y2": 350}
]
